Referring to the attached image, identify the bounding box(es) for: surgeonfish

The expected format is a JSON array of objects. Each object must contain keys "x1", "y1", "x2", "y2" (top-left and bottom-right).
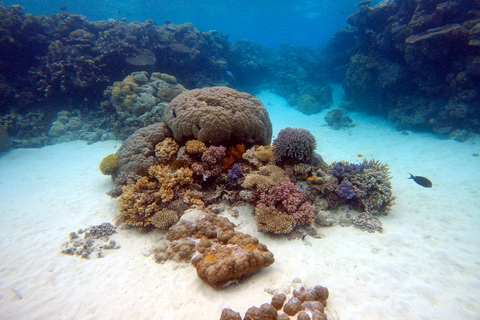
[{"x1": 408, "y1": 173, "x2": 433, "y2": 188}]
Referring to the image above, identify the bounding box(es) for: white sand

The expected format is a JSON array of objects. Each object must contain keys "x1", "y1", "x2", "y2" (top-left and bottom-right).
[{"x1": 1, "y1": 89, "x2": 479, "y2": 319}]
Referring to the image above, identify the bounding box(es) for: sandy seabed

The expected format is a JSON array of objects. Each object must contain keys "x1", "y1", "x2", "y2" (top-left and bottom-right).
[{"x1": 0, "y1": 89, "x2": 479, "y2": 320}]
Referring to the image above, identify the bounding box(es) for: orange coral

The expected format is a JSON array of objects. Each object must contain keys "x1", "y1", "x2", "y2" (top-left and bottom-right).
[{"x1": 224, "y1": 143, "x2": 246, "y2": 170}]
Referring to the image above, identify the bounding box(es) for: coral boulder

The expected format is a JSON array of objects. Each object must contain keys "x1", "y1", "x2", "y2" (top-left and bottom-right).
[{"x1": 164, "y1": 87, "x2": 272, "y2": 146}]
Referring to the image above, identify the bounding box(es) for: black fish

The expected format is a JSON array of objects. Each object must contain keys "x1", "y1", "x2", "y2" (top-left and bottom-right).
[{"x1": 408, "y1": 173, "x2": 433, "y2": 188}]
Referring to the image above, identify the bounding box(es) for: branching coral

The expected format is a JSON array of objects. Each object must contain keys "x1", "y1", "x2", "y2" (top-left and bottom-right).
[
  {"x1": 191, "y1": 145, "x2": 227, "y2": 181},
  {"x1": 273, "y1": 127, "x2": 317, "y2": 163},
  {"x1": 256, "y1": 182, "x2": 314, "y2": 231},
  {"x1": 224, "y1": 143, "x2": 246, "y2": 169},
  {"x1": 148, "y1": 165, "x2": 194, "y2": 202}
]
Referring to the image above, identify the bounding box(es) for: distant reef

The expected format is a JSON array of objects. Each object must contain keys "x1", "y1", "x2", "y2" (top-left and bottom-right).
[
  {"x1": 326, "y1": 0, "x2": 480, "y2": 141},
  {"x1": 0, "y1": 2, "x2": 479, "y2": 148}
]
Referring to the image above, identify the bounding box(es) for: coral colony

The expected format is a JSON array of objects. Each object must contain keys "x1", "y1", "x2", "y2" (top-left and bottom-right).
[{"x1": 92, "y1": 86, "x2": 394, "y2": 305}]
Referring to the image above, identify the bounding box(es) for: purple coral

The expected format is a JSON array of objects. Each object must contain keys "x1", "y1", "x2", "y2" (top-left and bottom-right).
[
  {"x1": 228, "y1": 163, "x2": 243, "y2": 180},
  {"x1": 273, "y1": 127, "x2": 317, "y2": 162},
  {"x1": 256, "y1": 182, "x2": 314, "y2": 226},
  {"x1": 331, "y1": 161, "x2": 370, "y2": 180},
  {"x1": 335, "y1": 180, "x2": 356, "y2": 199},
  {"x1": 191, "y1": 145, "x2": 226, "y2": 181}
]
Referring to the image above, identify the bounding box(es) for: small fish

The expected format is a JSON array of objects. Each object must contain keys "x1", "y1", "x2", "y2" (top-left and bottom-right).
[
  {"x1": 307, "y1": 177, "x2": 315, "y2": 181},
  {"x1": 59, "y1": 6, "x2": 67, "y2": 10},
  {"x1": 357, "y1": 154, "x2": 363, "y2": 158},
  {"x1": 170, "y1": 170, "x2": 177, "y2": 174},
  {"x1": 226, "y1": 70, "x2": 233, "y2": 76},
  {"x1": 408, "y1": 173, "x2": 433, "y2": 188}
]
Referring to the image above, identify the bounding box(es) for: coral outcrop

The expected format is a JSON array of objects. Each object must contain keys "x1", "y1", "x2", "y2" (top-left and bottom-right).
[
  {"x1": 155, "y1": 212, "x2": 275, "y2": 289},
  {"x1": 164, "y1": 87, "x2": 272, "y2": 146}
]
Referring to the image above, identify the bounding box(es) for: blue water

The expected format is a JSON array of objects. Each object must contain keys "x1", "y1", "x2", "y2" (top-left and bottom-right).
[{"x1": 3, "y1": 0, "x2": 379, "y2": 48}]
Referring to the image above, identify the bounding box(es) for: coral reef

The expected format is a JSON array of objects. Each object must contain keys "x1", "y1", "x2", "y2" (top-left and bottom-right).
[
  {"x1": 242, "y1": 145, "x2": 277, "y2": 168},
  {"x1": 324, "y1": 109, "x2": 355, "y2": 130},
  {"x1": 273, "y1": 128, "x2": 317, "y2": 164},
  {"x1": 102, "y1": 72, "x2": 187, "y2": 139},
  {"x1": 242, "y1": 165, "x2": 290, "y2": 192},
  {"x1": 99, "y1": 154, "x2": 118, "y2": 176},
  {"x1": 191, "y1": 145, "x2": 227, "y2": 181},
  {"x1": 164, "y1": 87, "x2": 272, "y2": 147},
  {"x1": 220, "y1": 284, "x2": 329, "y2": 319},
  {"x1": 154, "y1": 137, "x2": 180, "y2": 164},
  {"x1": 61, "y1": 223, "x2": 120, "y2": 259},
  {"x1": 148, "y1": 165, "x2": 194, "y2": 202}
]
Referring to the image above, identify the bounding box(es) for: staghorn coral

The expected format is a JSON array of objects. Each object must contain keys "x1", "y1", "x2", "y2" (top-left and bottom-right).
[
  {"x1": 154, "y1": 137, "x2": 179, "y2": 164},
  {"x1": 164, "y1": 86, "x2": 272, "y2": 146},
  {"x1": 255, "y1": 206, "x2": 296, "y2": 234},
  {"x1": 99, "y1": 154, "x2": 118, "y2": 176},
  {"x1": 273, "y1": 127, "x2": 317, "y2": 163},
  {"x1": 242, "y1": 165, "x2": 290, "y2": 192},
  {"x1": 148, "y1": 165, "x2": 194, "y2": 202}
]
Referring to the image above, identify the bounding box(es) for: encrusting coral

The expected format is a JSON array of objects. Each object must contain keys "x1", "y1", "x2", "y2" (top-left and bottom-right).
[
  {"x1": 255, "y1": 206, "x2": 296, "y2": 234},
  {"x1": 242, "y1": 165, "x2": 290, "y2": 192},
  {"x1": 163, "y1": 86, "x2": 273, "y2": 146}
]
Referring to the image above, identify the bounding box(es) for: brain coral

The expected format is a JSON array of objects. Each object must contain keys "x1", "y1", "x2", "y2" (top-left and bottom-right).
[{"x1": 164, "y1": 87, "x2": 272, "y2": 146}]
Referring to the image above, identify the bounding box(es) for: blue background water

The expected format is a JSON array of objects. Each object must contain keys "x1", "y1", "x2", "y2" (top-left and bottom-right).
[{"x1": 3, "y1": 0, "x2": 380, "y2": 48}]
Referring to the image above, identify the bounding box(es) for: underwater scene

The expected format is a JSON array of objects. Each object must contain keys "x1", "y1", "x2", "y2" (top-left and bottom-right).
[{"x1": 0, "y1": 0, "x2": 479, "y2": 319}]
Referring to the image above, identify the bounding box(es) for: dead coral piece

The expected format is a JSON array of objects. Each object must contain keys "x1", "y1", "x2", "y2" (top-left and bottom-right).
[
  {"x1": 406, "y1": 24, "x2": 461, "y2": 44},
  {"x1": 155, "y1": 137, "x2": 179, "y2": 163},
  {"x1": 164, "y1": 86, "x2": 272, "y2": 146}
]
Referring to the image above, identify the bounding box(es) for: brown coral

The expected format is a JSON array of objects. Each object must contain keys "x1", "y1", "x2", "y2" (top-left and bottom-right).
[
  {"x1": 164, "y1": 87, "x2": 272, "y2": 146},
  {"x1": 185, "y1": 139, "x2": 207, "y2": 154},
  {"x1": 155, "y1": 137, "x2": 179, "y2": 163},
  {"x1": 242, "y1": 165, "x2": 290, "y2": 192},
  {"x1": 243, "y1": 145, "x2": 277, "y2": 168},
  {"x1": 151, "y1": 209, "x2": 179, "y2": 229},
  {"x1": 148, "y1": 165, "x2": 194, "y2": 202},
  {"x1": 224, "y1": 143, "x2": 246, "y2": 169},
  {"x1": 115, "y1": 122, "x2": 172, "y2": 179},
  {"x1": 255, "y1": 206, "x2": 296, "y2": 234}
]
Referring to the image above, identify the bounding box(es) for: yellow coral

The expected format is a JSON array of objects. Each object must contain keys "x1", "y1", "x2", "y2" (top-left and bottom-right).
[
  {"x1": 99, "y1": 154, "x2": 118, "y2": 175},
  {"x1": 148, "y1": 165, "x2": 194, "y2": 202},
  {"x1": 155, "y1": 137, "x2": 180, "y2": 163},
  {"x1": 185, "y1": 140, "x2": 207, "y2": 154},
  {"x1": 243, "y1": 145, "x2": 277, "y2": 168}
]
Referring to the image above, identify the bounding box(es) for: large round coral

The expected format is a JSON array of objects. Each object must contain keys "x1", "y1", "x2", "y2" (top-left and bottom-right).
[
  {"x1": 163, "y1": 87, "x2": 272, "y2": 146},
  {"x1": 273, "y1": 127, "x2": 317, "y2": 163}
]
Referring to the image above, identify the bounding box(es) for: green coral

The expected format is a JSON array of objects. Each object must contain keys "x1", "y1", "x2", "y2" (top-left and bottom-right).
[{"x1": 99, "y1": 154, "x2": 119, "y2": 175}]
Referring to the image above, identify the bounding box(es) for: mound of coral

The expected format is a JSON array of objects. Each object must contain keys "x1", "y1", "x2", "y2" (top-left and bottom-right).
[
  {"x1": 220, "y1": 284, "x2": 329, "y2": 320},
  {"x1": 153, "y1": 211, "x2": 275, "y2": 289}
]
